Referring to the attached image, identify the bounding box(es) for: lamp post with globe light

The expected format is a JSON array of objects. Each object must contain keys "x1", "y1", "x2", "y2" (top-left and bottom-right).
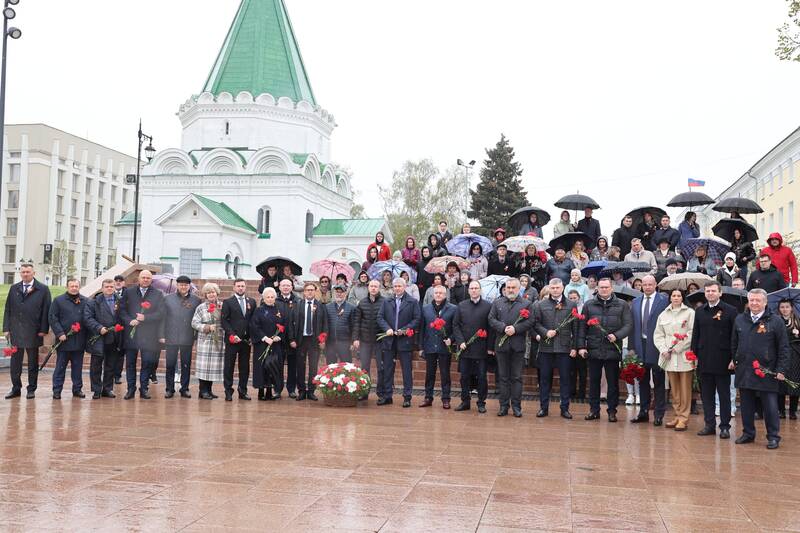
[{"x1": 0, "y1": 0, "x2": 22, "y2": 221}]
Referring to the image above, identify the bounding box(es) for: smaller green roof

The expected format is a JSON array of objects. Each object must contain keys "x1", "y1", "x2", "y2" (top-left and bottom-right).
[
  {"x1": 114, "y1": 211, "x2": 140, "y2": 226},
  {"x1": 194, "y1": 194, "x2": 257, "y2": 233},
  {"x1": 313, "y1": 218, "x2": 385, "y2": 237}
]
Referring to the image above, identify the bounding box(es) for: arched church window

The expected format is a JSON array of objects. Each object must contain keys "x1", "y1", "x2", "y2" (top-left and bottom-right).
[
  {"x1": 305, "y1": 212, "x2": 314, "y2": 241},
  {"x1": 257, "y1": 207, "x2": 271, "y2": 234},
  {"x1": 233, "y1": 256, "x2": 240, "y2": 278},
  {"x1": 225, "y1": 254, "x2": 232, "y2": 278},
  {"x1": 225, "y1": 121, "x2": 230, "y2": 135}
]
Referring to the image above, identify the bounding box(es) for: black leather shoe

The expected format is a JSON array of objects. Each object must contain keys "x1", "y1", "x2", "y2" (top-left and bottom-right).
[
  {"x1": 296, "y1": 391, "x2": 305, "y2": 401},
  {"x1": 477, "y1": 404, "x2": 487, "y2": 413},
  {"x1": 5, "y1": 390, "x2": 21, "y2": 399},
  {"x1": 779, "y1": 412, "x2": 786, "y2": 419},
  {"x1": 26, "y1": 391, "x2": 35, "y2": 399},
  {"x1": 735, "y1": 435, "x2": 755, "y2": 444},
  {"x1": 73, "y1": 391, "x2": 85, "y2": 398},
  {"x1": 307, "y1": 392, "x2": 318, "y2": 401},
  {"x1": 402, "y1": 399, "x2": 411, "y2": 408},
  {"x1": 754, "y1": 412, "x2": 763, "y2": 420},
  {"x1": 792, "y1": 412, "x2": 798, "y2": 420},
  {"x1": 653, "y1": 417, "x2": 663, "y2": 427},
  {"x1": 150, "y1": 375, "x2": 158, "y2": 384},
  {"x1": 123, "y1": 390, "x2": 135, "y2": 400},
  {"x1": 608, "y1": 413, "x2": 617, "y2": 423},
  {"x1": 239, "y1": 392, "x2": 252, "y2": 401},
  {"x1": 454, "y1": 402, "x2": 470, "y2": 411},
  {"x1": 512, "y1": 407, "x2": 522, "y2": 418},
  {"x1": 258, "y1": 389, "x2": 266, "y2": 401},
  {"x1": 225, "y1": 393, "x2": 233, "y2": 402},
  {"x1": 288, "y1": 392, "x2": 297, "y2": 399},
  {"x1": 377, "y1": 397, "x2": 392, "y2": 406},
  {"x1": 165, "y1": 391, "x2": 174, "y2": 399},
  {"x1": 497, "y1": 407, "x2": 509, "y2": 417},
  {"x1": 767, "y1": 439, "x2": 779, "y2": 450},
  {"x1": 210, "y1": 392, "x2": 219, "y2": 399},
  {"x1": 561, "y1": 410, "x2": 573, "y2": 420},
  {"x1": 697, "y1": 426, "x2": 715, "y2": 436},
  {"x1": 114, "y1": 377, "x2": 122, "y2": 384},
  {"x1": 200, "y1": 392, "x2": 214, "y2": 400},
  {"x1": 179, "y1": 391, "x2": 191, "y2": 398},
  {"x1": 92, "y1": 392, "x2": 101, "y2": 399},
  {"x1": 719, "y1": 429, "x2": 730, "y2": 439},
  {"x1": 102, "y1": 391, "x2": 116, "y2": 398},
  {"x1": 140, "y1": 391, "x2": 151, "y2": 400},
  {"x1": 585, "y1": 412, "x2": 600, "y2": 420},
  {"x1": 631, "y1": 413, "x2": 650, "y2": 424},
  {"x1": 52, "y1": 392, "x2": 61, "y2": 399},
  {"x1": 536, "y1": 409, "x2": 548, "y2": 418}
]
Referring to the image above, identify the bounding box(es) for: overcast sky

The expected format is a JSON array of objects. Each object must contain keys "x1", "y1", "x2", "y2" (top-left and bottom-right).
[{"x1": 6, "y1": 0, "x2": 800, "y2": 240}]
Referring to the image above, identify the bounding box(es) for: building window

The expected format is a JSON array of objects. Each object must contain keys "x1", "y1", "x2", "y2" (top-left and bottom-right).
[
  {"x1": 225, "y1": 253, "x2": 232, "y2": 278},
  {"x1": 109, "y1": 230, "x2": 115, "y2": 244},
  {"x1": 80, "y1": 276, "x2": 87, "y2": 286},
  {"x1": 769, "y1": 213, "x2": 774, "y2": 233},
  {"x1": 6, "y1": 218, "x2": 17, "y2": 236},
  {"x1": 5, "y1": 245, "x2": 16, "y2": 264},
  {"x1": 233, "y1": 256, "x2": 240, "y2": 278},
  {"x1": 56, "y1": 222, "x2": 62, "y2": 240},
  {"x1": 9, "y1": 164, "x2": 20, "y2": 183},
  {"x1": 57, "y1": 195, "x2": 64, "y2": 215},
  {"x1": 83, "y1": 226, "x2": 89, "y2": 242},
  {"x1": 779, "y1": 169, "x2": 784, "y2": 189},
  {"x1": 98, "y1": 182, "x2": 105, "y2": 196},
  {"x1": 68, "y1": 250, "x2": 75, "y2": 266},
  {"x1": 123, "y1": 189, "x2": 129, "y2": 204},
  {"x1": 84, "y1": 202, "x2": 91, "y2": 218},
  {"x1": 81, "y1": 251, "x2": 88, "y2": 265},
  {"x1": 110, "y1": 208, "x2": 116, "y2": 224},
  {"x1": 8, "y1": 190, "x2": 18, "y2": 209},
  {"x1": 789, "y1": 202, "x2": 795, "y2": 230},
  {"x1": 305, "y1": 212, "x2": 314, "y2": 241},
  {"x1": 70, "y1": 224, "x2": 77, "y2": 242},
  {"x1": 96, "y1": 229, "x2": 102, "y2": 245},
  {"x1": 3, "y1": 272, "x2": 14, "y2": 284},
  {"x1": 257, "y1": 206, "x2": 271, "y2": 234},
  {"x1": 769, "y1": 175, "x2": 774, "y2": 195},
  {"x1": 72, "y1": 174, "x2": 79, "y2": 190},
  {"x1": 179, "y1": 248, "x2": 202, "y2": 278},
  {"x1": 85, "y1": 178, "x2": 92, "y2": 194},
  {"x1": 108, "y1": 254, "x2": 116, "y2": 268},
  {"x1": 111, "y1": 185, "x2": 118, "y2": 200},
  {"x1": 58, "y1": 169, "x2": 66, "y2": 188},
  {"x1": 779, "y1": 207, "x2": 784, "y2": 233},
  {"x1": 71, "y1": 198, "x2": 78, "y2": 217},
  {"x1": 97, "y1": 205, "x2": 103, "y2": 222}
]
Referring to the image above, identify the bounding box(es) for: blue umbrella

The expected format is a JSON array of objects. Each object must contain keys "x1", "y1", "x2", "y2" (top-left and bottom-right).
[
  {"x1": 445, "y1": 233, "x2": 494, "y2": 258},
  {"x1": 367, "y1": 260, "x2": 417, "y2": 283},
  {"x1": 581, "y1": 260, "x2": 608, "y2": 278},
  {"x1": 767, "y1": 287, "x2": 800, "y2": 316},
  {"x1": 479, "y1": 275, "x2": 510, "y2": 303}
]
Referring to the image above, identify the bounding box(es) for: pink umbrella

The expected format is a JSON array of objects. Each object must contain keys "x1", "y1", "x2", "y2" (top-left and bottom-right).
[{"x1": 310, "y1": 259, "x2": 356, "y2": 282}]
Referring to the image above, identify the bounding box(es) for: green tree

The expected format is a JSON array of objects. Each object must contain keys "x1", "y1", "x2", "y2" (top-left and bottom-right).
[
  {"x1": 468, "y1": 134, "x2": 529, "y2": 236},
  {"x1": 379, "y1": 159, "x2": 464, "y2": 244},
  {"x1": 776, "y1": 0, "x2": 800, "y2": 62}
]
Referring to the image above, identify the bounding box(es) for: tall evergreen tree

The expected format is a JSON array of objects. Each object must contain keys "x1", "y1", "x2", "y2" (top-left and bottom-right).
[{"x1": 468, "y1": 134, "x2": 528, "y2": 235}]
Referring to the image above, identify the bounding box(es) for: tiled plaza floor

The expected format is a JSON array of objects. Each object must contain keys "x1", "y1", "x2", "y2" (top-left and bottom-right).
[{"x1": 1, "y1": 372, "x2": 799, "y2": 532}]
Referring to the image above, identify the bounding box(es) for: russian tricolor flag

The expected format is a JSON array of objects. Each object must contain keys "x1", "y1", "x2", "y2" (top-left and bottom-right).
[{"x1": 688, "y1": 178, "x2": 706, "y2": 187}]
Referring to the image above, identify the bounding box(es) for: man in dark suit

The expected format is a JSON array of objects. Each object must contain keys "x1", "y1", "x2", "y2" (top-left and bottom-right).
[
  {"x1": 84, "y1": 279, "x2": 122, "y2": 399},
  {"x1": 292, "y1": 282, "x2": 326, "y2": 401},
  {"x1": 275, "y1": 279, "x2": 300, "y2": 398},
  {"x1": 3, "y1": 263, "x2": 51, "y2": 399},
  {"x1": 119, "y1": 269, "x2": 165, "y2": 399},
  {"x1": 48, "y1": 279, "x2": 88, "y2": 399},
  {"x1": 221, "y1": 278, "x2": 256, "y2": 401},
  {"x1": 692, "y1": 280, "x2": 738, "y2": 439},
  {"x1": 376, "y1": 277, "x2": 421, "y2": 407},
  {"x1": 629, "y1": 275, "x2": 669, "y2": 426},
  {"x1": 111, "y1": 274, "x2": 126, "y2": 384},
  {"x1": 420, "y1": 285, "x2": 457, "y2": 409},
  {"x1": 489, "y1": 277, "x2": 535, "y2": 417},
  {"x1": 732, "y1": 289, "x2": 790, "y2": 449},
  {"x1": 453, "y1": 281, "x2": 494, "y2": 413}
]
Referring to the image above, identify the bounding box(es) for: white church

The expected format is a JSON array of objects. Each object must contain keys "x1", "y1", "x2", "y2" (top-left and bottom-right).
[{"x1": 116, "y1": 0, "x2": 390, "y2": 280}]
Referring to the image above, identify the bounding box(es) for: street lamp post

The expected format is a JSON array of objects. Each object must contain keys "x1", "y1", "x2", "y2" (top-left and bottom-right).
[
  {"x1": 0, "y1": 0, "x2": 22, "y2": 223},
  {"x1": 131, "y1": 120, "x2": 155, "y2": 262},
  {"x1": 457, "y1": 158, "x2": 476, "y2": 217}
]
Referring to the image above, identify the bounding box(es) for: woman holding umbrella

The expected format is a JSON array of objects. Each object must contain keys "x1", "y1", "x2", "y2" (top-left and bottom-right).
[
  {"x1": 569, "y1": 239, "x2": 590, "y2": 271},
  {"x1": 519, "y1": 212, "x2": 544, "y2": 238},
  {"x1": 553, "y1": 210, "x2": 574, "y2": 238},
  {"x1": 677, "y1": 212, "x2": 700, "y2": 252},
  {"x1": 777, "y1": 300, "x2": 800, "y2": 420},
  {"x1": 250, "y1": 287, "x2": 286, "y2": 401},
  {"x1": 466, "y1": 243, "x2": 488, "y2": 281},
  {"x1": 687, "y1": 245, "x2": 717, "y2": 276},
  {"x1": 280, "y1": 265, "x2": 304, "y2": 296}
]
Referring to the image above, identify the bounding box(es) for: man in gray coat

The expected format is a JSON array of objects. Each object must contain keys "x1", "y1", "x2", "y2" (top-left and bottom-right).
[
  {"x1": 160, "y1": 276, "x2": 201, "y2": 398},
  {"x1": 489, "y1": 278, "x2": 535, "y2": 417}
]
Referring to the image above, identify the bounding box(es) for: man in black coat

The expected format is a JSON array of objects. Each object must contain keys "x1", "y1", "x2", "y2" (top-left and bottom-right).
[
  {"x1": 652, "y1": 215, "x2": 680, "y2": 252},
  {"x1": 731, "y1": 289, "x2": 790, "y2": 449},
  {"x1": 221, "y1": 278, "x2": 256, "y2": 401},
  {"x1": 160, "y1": 276, "x2": 201, "y2": 398},
  {"x1": 533, "y1": 278, "x2": 581, "y2": 419},
  {"x1": 376, "y1": 277, "x2": 421, "y2": 407},
  {"x1": 611, "y1": 215, "x2": 636, "y2": 258},
  {"x1": 48, "y1": 279, "x2": 88, "y2": 399},
  {"x1": 576, "y1": 208, "x2": 601, "y2": 249},
  {"x1": 453, "y1": 281, "x2": 494, "y2": 413},
  {"x1": 292, "y1": 282, "x2": 327, "y2": 401},
  {"x1": 119, "y1": 269, "x2": 166, "y2": 399},
  {"x1": 275, "y1": 279, "x2": 300, "y2": 398},
  {"x1": 354, "y1": 280, "x2": 383, "y2": 401},
  {"x1": 436, "y1": 220, "x2": 453, "y2": 245},
  {"x1": 111, "y1": 274, "x2": 127, "y2": 383},
  {"x1": 3, "y1": 263, "x2": 50, "y2": 399},
  {"x1": 579, "y1": 278, "x2": 633, "y2": 422},
  {"x1": 489, "y1": 278, "x2": 535, "y2": 417},
  {"x1": 84, "y1": 279, "x2": 123, "y2": 399},
  {"x1": 746, "y1": 254, "x2": 787, "y2": 293},
  {"x1": 487, "y1": 244, "x2": 518, "y2": 277},
  {"x1": 420, "y1": 285, "x2": 457, "y2": 409},
  {"x1": 692, "y1": 281, "x2": 737, "y2": 439},
  {"x1": 322, "y1": 285, "x2": 357, "y2": 364}
]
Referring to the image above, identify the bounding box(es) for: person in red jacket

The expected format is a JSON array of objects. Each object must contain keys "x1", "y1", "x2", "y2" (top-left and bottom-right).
[
  {"x1": 760, "y1": 233, "x2": 798, "y2": 287},
  {"x1": 366, "y1": 231, "x2": 392, "y2": 262}
]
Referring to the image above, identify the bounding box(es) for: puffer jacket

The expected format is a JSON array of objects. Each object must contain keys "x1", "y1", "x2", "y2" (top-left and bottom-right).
[
  {"x1": 653, "y1": 304, "x2": 695, "y2": 372},
  {"x1": 580, "y1": 294, "x2": 632, "y2": 360},
  {"x1": 355, "y1": 294, "x2": 383, "y2": 343},
  {"x1": 760, "y1": 232, "x2": 798, "y2": 284}
]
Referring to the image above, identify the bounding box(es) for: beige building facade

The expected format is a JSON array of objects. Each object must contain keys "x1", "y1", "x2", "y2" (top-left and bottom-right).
[{"x1": 1, "y1": 124, "x2": 137, "y2": 285}]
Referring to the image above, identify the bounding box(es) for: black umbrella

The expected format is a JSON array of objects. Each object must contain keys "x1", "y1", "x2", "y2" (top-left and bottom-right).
[
  {"x1": 508, "y1": 206, "x2": 551, "y2": 230},
  {"x1": 712, "y1": 218, "x2": 758, "y2": 243},
  {"x1": 686, "y1": 287, "x2": 748, "y2": 312},
  {"x1": 547, "y1": 231, "x2": 595, "y2": 254},
  {"x1": 712, "y1": 197, "x2": 763, "y2": 215},
  {"x1": 614, "y1": 286, "x2": 643, "y2": 302},
  {"x1": 554, "y1": 193, "x2": 600, "y2": 211},
  {"x1": 667, "y1": 191, "x2": 714, "y2": 208},
  {"x1": 625, "y1": 206, "x2": 667, "y2": 228},
  {"x1": 599, "y1": 261, "x2": 653, "y2": 280},
  {"x1": 256, "y1": 256, "x2": 302, "y2": 277}
]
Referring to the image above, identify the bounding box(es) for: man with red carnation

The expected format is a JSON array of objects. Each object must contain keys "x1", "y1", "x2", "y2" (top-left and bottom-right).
[
  {"x1": 221, "y1": 279, "x2": 256, "y2": 402},
  {"x1": 420, "y1": 285, "x2": 457, "y2": 409},
  {"x1": 731, "y1": 288, "x2": 790, "y2": 449},
  {"x1": 292, "y1": 282, "x2": 327, "y2": 401},
  {"x1": 453, "y1": 281, "x2": 494, "y2": 413},
  {"x1": 84, "y1": 278, "x2": 126, "y2": 399},
  {"x1": 488, "y1": 277, "x2": 535, "y2": 417},
  {"x1": 159, "y1": 275, "x2": 201, "y2": 399},
  {"x1": 376, "y1": 277, "x2": 420, "y2": 407},
  {"x1": 48, "y1": 278, "x2": 87, "y2": 399},
  {"x1": 691, "y1": 280, "x2": 737, "y2": 439}
]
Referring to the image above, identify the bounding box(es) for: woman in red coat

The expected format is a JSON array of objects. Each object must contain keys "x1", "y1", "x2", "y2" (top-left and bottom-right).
[{"x1": 366, "y1": 231, "x2": 391, "y2": 262}]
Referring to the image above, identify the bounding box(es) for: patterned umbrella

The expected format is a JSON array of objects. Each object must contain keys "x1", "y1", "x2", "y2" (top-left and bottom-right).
[
  {"x1": 424, "y1": 255, "x2": 471, "y2": 274},
  {"x1": 445, "y1": 233, "x2": 494, "y2": 258},
  {"x1": 502, "y1": 235, "x2": 548, "y2": 254},
  {"x1": 657, "y1": 272, "x2": 714, "y2": 292},
  {"x1": 479, "y1": 275, "x2": 510, "y2": 303},
  {"x1": 679, "y1": 237, "x2": 731, "y2": 263},
  {"x1": 767, "y1": 287, "x2": 800, "y2": 316},
  {"x1": 581, "y1": 260, "x2": 608, "y2": 278},
  {"x1": 310, "y1": 259, "x2": 356, "y2": 282},
  {"x1": 367, "y1": 260, "x2": 417, "y2": 283}
]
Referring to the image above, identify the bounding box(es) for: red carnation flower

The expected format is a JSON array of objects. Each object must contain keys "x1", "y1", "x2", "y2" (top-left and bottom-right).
[
  {"x1": 519, "y1": 309, "x2": 531, "y2": 319},
  {"x1": 228, "y1": 334, "x2": 237, "y2": 344},
  {"x1": 318, "y1": 333, "x2": 328, "y2": 344},
  {"x1": 752, "y1": 360, "x2": 760, "y2": 369},
  {"x1": 3, "y1": 346, "x2": 17, "y2": 357},
  {"x1": 685, "y1": 350, "x2": 697, "y2": 362},
  {"x1": 405, "y1": 329, "x2": 415, "y2": 337},
  {"x1": 113, "y1": 324, "x2": 124, "y2": 332},
  {"x1": 587, "y1": 317, "x2": 600, "y2": 327},
  {"x1": 476, "y1": 329, "x2": 488, "y2": 338},
  {"x1": 140, "y1": 301, "x2": 151, "y2": 310},
  {"x1": 277, "y1": 324, "x2": 285, "y2": 333},
  {"x1": 71, "y1": 322, "x2": 81, "y2": 333},
  {"x1": 208, "y1": 303, "x2": 216, "y2": 313},
  {"x1": 755, "y1": 369, "x2": 766, "y2": 378}
]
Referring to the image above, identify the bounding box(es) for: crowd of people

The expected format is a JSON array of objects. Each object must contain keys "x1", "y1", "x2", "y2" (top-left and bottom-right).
[{"x1": 3, "y1": 209, "x2": 799, "y2": 450}]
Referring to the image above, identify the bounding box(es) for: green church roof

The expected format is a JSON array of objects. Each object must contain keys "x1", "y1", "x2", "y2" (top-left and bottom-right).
[
  {"x1": 114, "y1": 211, "x2": 140, "y2": 226},
  {"x1": 203, "y1": 0, "x2": 316, "y2": 104},
  {"x1": 313, "y1": 218, "x2": 386, "y2": 237},
  {"x1": 194, "y1": 194, "x2": 257, "y2": 233}
]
